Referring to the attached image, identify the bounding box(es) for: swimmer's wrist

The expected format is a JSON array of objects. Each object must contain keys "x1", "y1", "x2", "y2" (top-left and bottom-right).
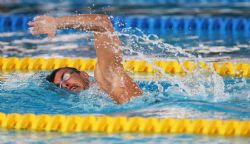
[
  {"x1": 52, "y1": 14, "x2": 114, "y2": 32},
  {"x1": 54, "y1": 17, "x2": 60, "y2": 29},
  {"x1": 54, "y1": 16, "x2": 74, "y2": 29}
]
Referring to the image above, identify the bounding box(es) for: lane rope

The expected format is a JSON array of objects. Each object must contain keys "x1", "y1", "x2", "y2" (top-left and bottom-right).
[
  {"x1": 0, "y1": 113, "x2": 249, "y2": 136},
  {"x1": 0, "y1": 57, "x2": 249, "y2": 77},
  {"x1": 0, "y1": 15, "x2": 249, "y2": 35}
]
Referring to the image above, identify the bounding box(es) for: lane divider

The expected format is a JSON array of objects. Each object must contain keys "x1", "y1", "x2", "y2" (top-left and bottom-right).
[
  {"x1": 0, "y1": 113, "x2": 249, "y2": 136},
  {"x1": 0, "y1": 15, "x2": 249, "y2": 36},
  {"x1": 0, "y1": 57, "x2": 249, "y2": 77}
]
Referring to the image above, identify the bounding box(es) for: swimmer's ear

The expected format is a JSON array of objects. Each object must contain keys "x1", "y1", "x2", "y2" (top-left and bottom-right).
[{"x1": 80, "y1": 71, "x2": 89, "y2": 79}]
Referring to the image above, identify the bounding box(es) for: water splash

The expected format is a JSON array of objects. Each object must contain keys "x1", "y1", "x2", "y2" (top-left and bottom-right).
[{"x1": 117, "y1": 28, "x2": 231, "y2": 102}]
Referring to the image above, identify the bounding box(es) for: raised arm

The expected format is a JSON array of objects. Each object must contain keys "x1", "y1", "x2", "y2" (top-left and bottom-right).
[
  {"x1": 29, "y1": 14, "x2": 122, "y2": 68},
  {"x1": 29, "y1": 14, "x2": 114, "y2": 35},
  {"x1": 29, "y1": 14, "x2": 142, "y2": 104}
]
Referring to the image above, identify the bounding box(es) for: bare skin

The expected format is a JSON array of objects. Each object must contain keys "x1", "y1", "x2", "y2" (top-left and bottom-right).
[{"x1": 28, "y1": 14, "x2": 143, "y2": 104}]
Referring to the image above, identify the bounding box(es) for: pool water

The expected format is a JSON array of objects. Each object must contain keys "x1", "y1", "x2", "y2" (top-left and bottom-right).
[
  {"x1": 0, "y1": 71, "x2": 249, "y2": 143},
  {"x1": 1, "y1": 29, "x2": 249, "y2": 60},
  {"x1": 0, "y1": 1, "x2": 250, "y2": 143},
  {"x1": 0, "y1": 27, "x2": 250, "y2": 143},
  {"x1": 0, "y1": 71, "x2": 249, "y2": 117},
  {"x1": 1, "y1": 130, "x2": 250, "y2": 144}
]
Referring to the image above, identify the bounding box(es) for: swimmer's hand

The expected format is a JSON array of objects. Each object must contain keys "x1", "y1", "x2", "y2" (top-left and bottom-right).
[{"x1": 28, "y1": 16, "x2": 57, "y2": 39}]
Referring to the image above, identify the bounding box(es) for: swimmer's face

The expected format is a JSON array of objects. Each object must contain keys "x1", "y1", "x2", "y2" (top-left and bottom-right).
[{"x1": 52, "y1": 68, "x2": 90, "y2": 92}]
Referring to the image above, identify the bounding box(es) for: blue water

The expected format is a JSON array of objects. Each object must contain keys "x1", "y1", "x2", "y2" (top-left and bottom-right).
[
  {"x1": 0, "y1": 1, "x2": 250, "y2": 143},
  {"x1": 1, "y1": 130, "x2": 250, "y2": 144},
  {"x1": 0, "y1": 71, "x2": 249, "y2": 117},
  {"x1": 0, "y1": 26, "x2": 250, "y2": 144},
  {"x1": 0, "y1": 71, "x2": 250, "y2": 143},
  {"x1": 0, "y1": 29, "x2": 249, "y2": 60},
  {"x1": 0, "y1": 28, "x2": 249, "y2": 143}
]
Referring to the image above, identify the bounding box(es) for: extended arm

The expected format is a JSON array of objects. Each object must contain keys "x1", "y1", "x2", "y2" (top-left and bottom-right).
[
  {"x1": 29, "y1": 14, "x2": 142, "y2": 104},
  {"x1": 29, "y1": 14, "x2": 122, "y2": 67}
]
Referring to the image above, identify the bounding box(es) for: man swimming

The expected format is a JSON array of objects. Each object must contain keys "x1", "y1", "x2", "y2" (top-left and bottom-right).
[{"x1": 28, "y1": 14, "x2": 143, "y2": 104}]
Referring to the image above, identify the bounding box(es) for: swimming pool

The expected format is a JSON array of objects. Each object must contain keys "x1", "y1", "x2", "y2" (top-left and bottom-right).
[{"x1": 0, "y1": 1, "x2": 250, "y2": 144}]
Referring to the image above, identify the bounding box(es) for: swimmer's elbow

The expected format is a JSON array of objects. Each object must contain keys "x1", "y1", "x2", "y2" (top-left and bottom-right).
[
  {"x1": 116, "y1": 99, "x2": 125, "y2": 105},
  {"x1": 136, "y1": 88, "x2": 143, "y2": 96},
  {"x1": 109, "y1": 83, "x2": 143, "y2": 104},
  {"x1": 97, "y1": 15, "x2": 114, "y2": 32},
  {"x1": 112, "y1": 95, "x2": 128, "y2": 105},
  {"x1": 112, "y1": 90, "x2": 143, "y2": 105},
  {"x1": 110, "y1": 92, "x2": 129, "y2": 105}
]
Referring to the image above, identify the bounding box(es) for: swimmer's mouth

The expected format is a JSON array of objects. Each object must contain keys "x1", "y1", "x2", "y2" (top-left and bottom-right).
[
  {"x1": 70, "y1": 84, "x2": 89, "y2": 92},
  {"x1": 69, "y1": 85, "x2": 82, "y2": 92}
]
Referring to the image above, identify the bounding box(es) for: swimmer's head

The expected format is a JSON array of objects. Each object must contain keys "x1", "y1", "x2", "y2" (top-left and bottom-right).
[{"x1": 46, "y1": 67, "x2": 90, "y2": 92}]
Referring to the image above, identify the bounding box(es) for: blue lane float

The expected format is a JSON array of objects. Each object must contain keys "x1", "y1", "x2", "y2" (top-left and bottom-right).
[
  {"x1": 113, "y1": 16, "x2": 250, "y2": 36},
  {"x1": 0, "y1": 16, "x2": 32, "y2": 32},
  {"x1": 0, "y1": 15, "x2": 249, "y2": 36}
]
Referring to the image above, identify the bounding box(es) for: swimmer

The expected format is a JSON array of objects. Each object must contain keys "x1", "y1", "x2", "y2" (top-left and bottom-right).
[{"x1": 28, "y1": 14, "x2": 143, "y2": 104}]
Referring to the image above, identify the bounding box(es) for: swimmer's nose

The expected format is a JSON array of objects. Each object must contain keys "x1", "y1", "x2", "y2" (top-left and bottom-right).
[
  {"x1": 61, "y1": 82, "x2": 71, "y2": 90},
  {"x1": 61, "y1": 82, "x2": 80, "y2": 91}
]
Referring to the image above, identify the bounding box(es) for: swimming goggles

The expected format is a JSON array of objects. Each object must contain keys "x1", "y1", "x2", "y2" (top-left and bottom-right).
[{"x1": 59, "y1": 70, "x2": 75, "y2": 88}]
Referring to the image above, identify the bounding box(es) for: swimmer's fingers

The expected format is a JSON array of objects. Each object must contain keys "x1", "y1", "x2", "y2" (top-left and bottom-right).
[
  {"x1": 28, "y1": 15, "x2": 57, "y2": 38},
  {"x1": 29, "y1": 26, "x2": 45, "y2": 35},
  {"x1": 28, "y1": 16, "x2": 43, "y2": 26},
  {"x1": 28, "y1": 21, "x2": 35, "y2": 27},
  {"x1": 33, "y1": 16, "x2": 43, "y2": 21},
  {"x1": 29, "y1": 27, "x2": 42, "y2": 35},
  {"x1": 29, "y1": 20, "x2": 45, "y2": 27},
  {"x1": 29, "y1": 26, "x2": 55, "y2": 38},
  {"x1": 29, "y1": 21, "x2": 47, "y2": 34}
]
